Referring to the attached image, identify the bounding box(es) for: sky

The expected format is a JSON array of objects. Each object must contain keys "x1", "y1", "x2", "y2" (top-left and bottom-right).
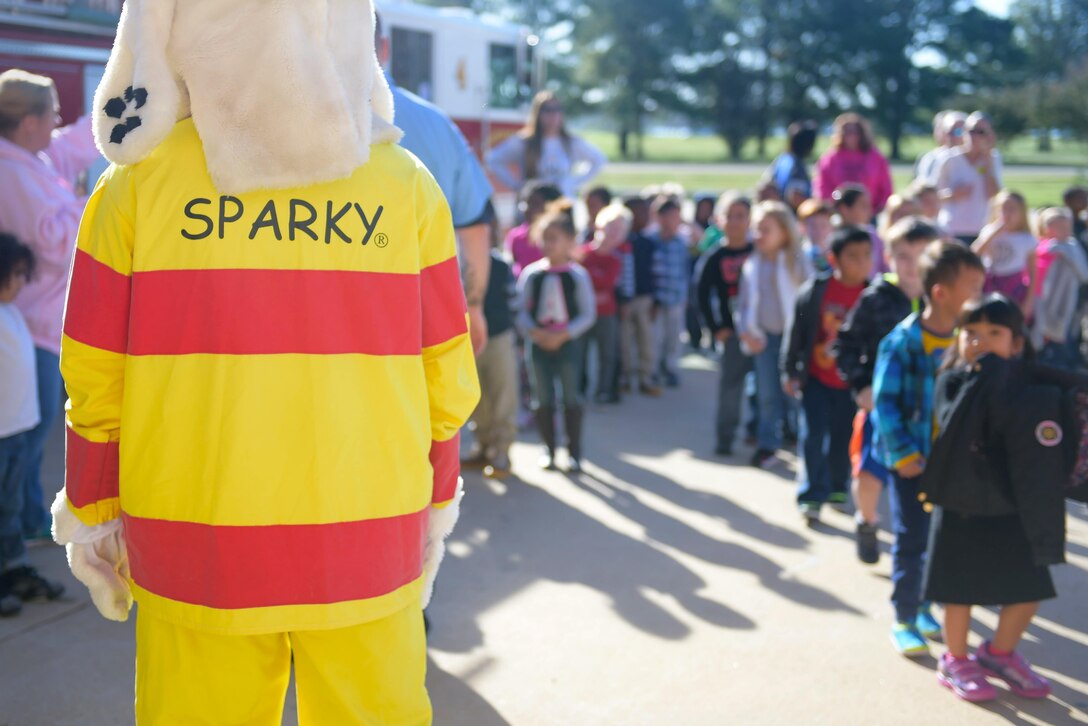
[{"x1": 976, "y1": 0, "x2": 1011, "y2": 17}]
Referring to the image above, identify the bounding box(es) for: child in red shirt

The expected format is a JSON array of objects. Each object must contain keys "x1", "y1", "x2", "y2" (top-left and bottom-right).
[
  {"x1": 576, "y1": 203, "x2": 629, "y2": 403},
  {"x1": 783, "y1": 226, "x2": 873, "y2": 523}
]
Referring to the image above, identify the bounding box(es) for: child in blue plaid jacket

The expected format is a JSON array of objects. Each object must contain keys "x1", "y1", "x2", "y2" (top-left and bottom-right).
[{"x1": 873, "y1": 241, "x2": 984, "y2": 657}]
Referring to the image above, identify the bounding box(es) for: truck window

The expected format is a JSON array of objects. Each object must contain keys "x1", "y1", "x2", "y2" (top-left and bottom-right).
[
  {"x1": 392, "y1": 27, "x2": 434, "y2": 101},
  {"x1": 489, "y1": 43, "x2": 519, "y2": 110}
]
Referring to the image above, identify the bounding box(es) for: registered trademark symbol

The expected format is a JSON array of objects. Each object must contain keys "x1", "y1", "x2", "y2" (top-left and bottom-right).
[{"x1": 375, "y1": 233, "x2": 389, "y2": 248}]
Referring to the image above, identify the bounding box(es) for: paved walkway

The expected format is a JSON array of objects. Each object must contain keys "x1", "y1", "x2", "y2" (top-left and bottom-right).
[{"x1": 2, "y1": 353, "x2": 1086, "y2": 725}]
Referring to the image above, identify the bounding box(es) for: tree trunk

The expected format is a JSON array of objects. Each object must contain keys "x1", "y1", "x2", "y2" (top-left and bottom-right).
[{"x1": 619, "y1": 128, "x2": 630, "y2": 160}]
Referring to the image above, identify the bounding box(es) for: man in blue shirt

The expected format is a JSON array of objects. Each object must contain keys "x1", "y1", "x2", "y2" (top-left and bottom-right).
[{"x1": 377, "y1": 13, "x2": 495, "y2": 353}]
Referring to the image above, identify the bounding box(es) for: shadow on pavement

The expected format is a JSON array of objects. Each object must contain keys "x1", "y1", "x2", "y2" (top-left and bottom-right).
[
  {"x1": 426, "y1": 657, "x2": 511, "y2": 726},
  {"x1": 428, "y1": 472, "x2": 756, "y2": 654}
]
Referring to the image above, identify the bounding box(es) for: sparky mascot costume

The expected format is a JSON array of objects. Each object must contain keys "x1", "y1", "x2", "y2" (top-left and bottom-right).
[{"x1": 50, "y1": 1, "x2": 479, "y2": 723}]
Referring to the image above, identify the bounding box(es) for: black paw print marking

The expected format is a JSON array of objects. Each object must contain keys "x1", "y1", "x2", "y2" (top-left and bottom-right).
[{"x1": 103, "y1": 86, "x2": 148, "y2": 144}]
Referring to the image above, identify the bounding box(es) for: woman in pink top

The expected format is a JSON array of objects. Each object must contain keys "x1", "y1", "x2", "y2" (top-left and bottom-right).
[
  {"x1": 814, "y1": 113, "x2": 894, "y2": 214},
  {"x1": 0, "y1": 70, "x2": 100, "y2": 536}
]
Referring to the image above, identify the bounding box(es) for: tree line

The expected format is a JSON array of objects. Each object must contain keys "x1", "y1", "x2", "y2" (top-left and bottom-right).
[{"x1": 416, "y1": 0, "x2": 1088, "y2": 160}]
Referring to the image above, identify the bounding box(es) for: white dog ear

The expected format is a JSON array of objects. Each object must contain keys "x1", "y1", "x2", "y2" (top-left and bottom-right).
[{"x1": 92, "y1": 0, "x2": 181, "y2": 166}]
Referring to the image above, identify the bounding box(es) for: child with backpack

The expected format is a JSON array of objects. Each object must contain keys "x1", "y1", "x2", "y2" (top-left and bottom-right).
[
  {"x1": 872, "y1": 241, "x2": 985, "y2": 656},
  {"x1": 462, "y1": 248, "x2": 519, "y2": 480},
  {"x1": 922, "y1": 294, "x2": 1068, "y2": 702},
  {"x1": 518, "y1": 200, "x2": 597, "y2": 472},
  {"x1": 783, "y1": 226, "x2": 872, "y2": 523},
  {"x1": 837, "y1": 218, "x2": 936, "y2": 563}
]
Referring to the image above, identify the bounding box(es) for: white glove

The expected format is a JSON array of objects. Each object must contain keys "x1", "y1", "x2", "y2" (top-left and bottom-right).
[
  {"x1": 421, "y1": 480, "x2": 463, "y2": 609},
  {"x1": 51, "y1": 491, "x2": 133, "y2": 622}
]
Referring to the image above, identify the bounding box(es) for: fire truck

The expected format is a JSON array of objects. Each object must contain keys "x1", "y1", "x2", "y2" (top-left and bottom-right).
[
  {"x1": 0, "y1": 1, "x2": 541, "y2": 157},
  {"x1": 379, "y1": 1, "x2": 541, "y2": 154}
]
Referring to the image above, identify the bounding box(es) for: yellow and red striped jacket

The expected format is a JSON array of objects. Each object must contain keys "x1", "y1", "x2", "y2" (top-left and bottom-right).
[{"x1": 61, "y1": 119, "x2": 479, "y2": 635}]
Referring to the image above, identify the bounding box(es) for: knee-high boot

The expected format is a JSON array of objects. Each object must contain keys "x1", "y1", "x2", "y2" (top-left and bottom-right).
[
  {"x1": 537, "y1": 406, "x2": 557, "y2": 468},
  {"x1": 564, "y1": 406, "x2": 584, "y2": 465}
]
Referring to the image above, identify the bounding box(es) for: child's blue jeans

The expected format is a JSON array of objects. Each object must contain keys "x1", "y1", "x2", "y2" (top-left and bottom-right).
[
  {"x1": 0, "y1": 431, "x2": 31, "y2": 571},
  {"x1": 528, "y1": 338, "x2": 586, "y2": 410},
  {"x1": 753, "y1": 334, "x2": 788, "y2": 451},
  {"x1": 888, "y1": 472, "x2": 931, "y2": 623},
  {"x1": 797, "y1": 378, "x2": 856, "y2": 504}
]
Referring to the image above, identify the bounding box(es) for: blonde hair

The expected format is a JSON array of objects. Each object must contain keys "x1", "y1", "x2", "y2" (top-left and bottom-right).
[
  {"x1": 0, "y1": 69, "x2": 56, "y2": 137},
  {"x1": 879, "y1": 194, "x2": 921, "y2": 239},
  {"x1": 753, "y1": 200, "x2": 805, "y2": 283},
  {"x1": 989, "y1": 190, "x2": 1031, "y2": 234},
  {"x1": 1037, "y1": 206, "x2": 1073, "y2": 237},
  {"x1": 595, "y1": 202, "x2": 632, "y2": 236}
]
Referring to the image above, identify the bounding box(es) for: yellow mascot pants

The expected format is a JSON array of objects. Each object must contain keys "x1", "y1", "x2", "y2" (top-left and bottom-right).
[{"x1": 135, "y1": 606, "x2": 431, "y2": 725}]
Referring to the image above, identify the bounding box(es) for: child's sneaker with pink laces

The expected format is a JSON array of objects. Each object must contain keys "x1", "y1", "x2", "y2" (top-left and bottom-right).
[
  {"x1": 937, "y1": 653, "x2": 998, "y2": 702},
  {"x1": 976, "y1": 641, "x2": 1052, "y2": 699}
]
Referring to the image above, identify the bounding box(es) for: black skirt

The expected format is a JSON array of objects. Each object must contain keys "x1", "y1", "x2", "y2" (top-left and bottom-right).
[{"x1": 923, "y1": 508, "x2": 1056, "y2": 606}]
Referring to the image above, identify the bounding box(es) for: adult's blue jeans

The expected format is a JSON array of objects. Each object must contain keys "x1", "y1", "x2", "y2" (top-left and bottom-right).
[
  {"x1": 797, "y1": 378, "x2": 856, "y2": 504},
  {"x1": 888, "y1": 472, "x2": 931, "y2": 623},
  {"x1": 0, "y1": 432, "x2": 30, "y2": 570},
  {"x1": 22, "y1": 347, "x2": 62, "y2": 537}
]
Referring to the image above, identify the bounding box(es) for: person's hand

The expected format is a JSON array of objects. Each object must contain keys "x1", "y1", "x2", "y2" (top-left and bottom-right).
[
  {"x1": 950, "y1": 184, "x2": 973, "y2": 202},
  {"x1": 468, "y1": 305, "x2": 488, "y2": 356},
  {"x1": 741, "y1": 333, "x2": 765, "y2": 355},
  {"x1": 715, "y1": 328, "x2": 733, "y2": 343},
  {"x1": 51, "y1": 492, "x2": 132, "y2": 622},
  {"x1": 856, "y1": 386, "x2": 874, "y2": 411},
  {"x1": 783, "y1": 378, "x2": 802, "y2": 399},
  {"x1": 896, "y1": 457, "x2": 925, "y2": 480},
  {"x1": 422, "y1": 484, "x2": 464, "y2": 608}
]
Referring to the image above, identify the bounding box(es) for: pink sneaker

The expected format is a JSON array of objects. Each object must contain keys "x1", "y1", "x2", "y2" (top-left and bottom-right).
[
  {"x1": 977, "y1": 641, "x2": 1052, "y2": 699},
  {"x1": 937, "y1": 653, "x2": 998, "y2": 702}
]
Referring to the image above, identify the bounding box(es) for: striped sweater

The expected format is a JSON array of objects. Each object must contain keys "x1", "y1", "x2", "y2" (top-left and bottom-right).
[{"x1": 60, "y1": 119, "x2": 480, "y2": 634}]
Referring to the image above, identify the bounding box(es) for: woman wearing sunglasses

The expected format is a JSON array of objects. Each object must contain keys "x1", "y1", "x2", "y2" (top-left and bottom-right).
[
  {"x1": 935, "y1": 112, "x2": 1003, "y2": 246},
  {"x1": 486, "y1": 91, "x2": 607, "y2": 200}
]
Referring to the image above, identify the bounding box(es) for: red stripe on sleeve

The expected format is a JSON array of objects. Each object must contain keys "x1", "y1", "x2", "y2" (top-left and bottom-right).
[
  {"x1": 123, "y1": 510, "x2": 427, "y2": 610},
  {"x1": 64, "y1": 249, "x2": 131, "y2": 354},
  {"x1": 127, "y1": 268, "x2": 423, "y2": 356},
  {"x1": 421, "y1": 257, "x2": 468, "y2": 348},
  {"x1": 65, "y1": 426, "x2": 119, "y2": 509},
  {"x1": 430, "y1": 434, "x2": 461, "y2": 504}
]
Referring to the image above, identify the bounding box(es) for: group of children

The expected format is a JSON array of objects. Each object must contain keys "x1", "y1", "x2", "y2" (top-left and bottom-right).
[
  {"x1": 712, "y1": 183, "x2": 1086, "y2": 703},
  {"x1": 465, "y1": 175, "x2": 1087, "y2": 706},
  {"x1": 466, "y1": 182, "x2": 720, "y2": 476}
]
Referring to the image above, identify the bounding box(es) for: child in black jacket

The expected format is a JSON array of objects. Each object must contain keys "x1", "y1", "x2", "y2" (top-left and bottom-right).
[
  {"x1": 835, "y1": 218, "x2": 935, "y2": 562},
  {"x1": 782, "y1": 226, "x2": 871, "y2": 522},
  {"x1": 922, "y1": 294, "x2": 1065, "y2": 704}
]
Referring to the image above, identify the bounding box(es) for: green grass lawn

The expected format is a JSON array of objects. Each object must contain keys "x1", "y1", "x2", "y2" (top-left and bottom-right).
[
  {"x1": 580, "y1": 130, "x2": 1088, "y2": 168},
  {"x1": 594, "y1": 166, "x2": 1087, "y2": 209}
]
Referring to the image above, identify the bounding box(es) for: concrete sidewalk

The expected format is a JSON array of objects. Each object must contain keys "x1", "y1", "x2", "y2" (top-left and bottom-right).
[{"x1": 2, "y1": 353, "x2": 1086, "y2": 725}]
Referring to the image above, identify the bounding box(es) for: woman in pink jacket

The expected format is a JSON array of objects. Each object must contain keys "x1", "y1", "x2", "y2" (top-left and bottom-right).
[
  {"x1": 0, "y1": 70, "x2": 100, "y2": 537},
  {"x1": 814, "y1": 113, "x2": 894, "y2": 214}
]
